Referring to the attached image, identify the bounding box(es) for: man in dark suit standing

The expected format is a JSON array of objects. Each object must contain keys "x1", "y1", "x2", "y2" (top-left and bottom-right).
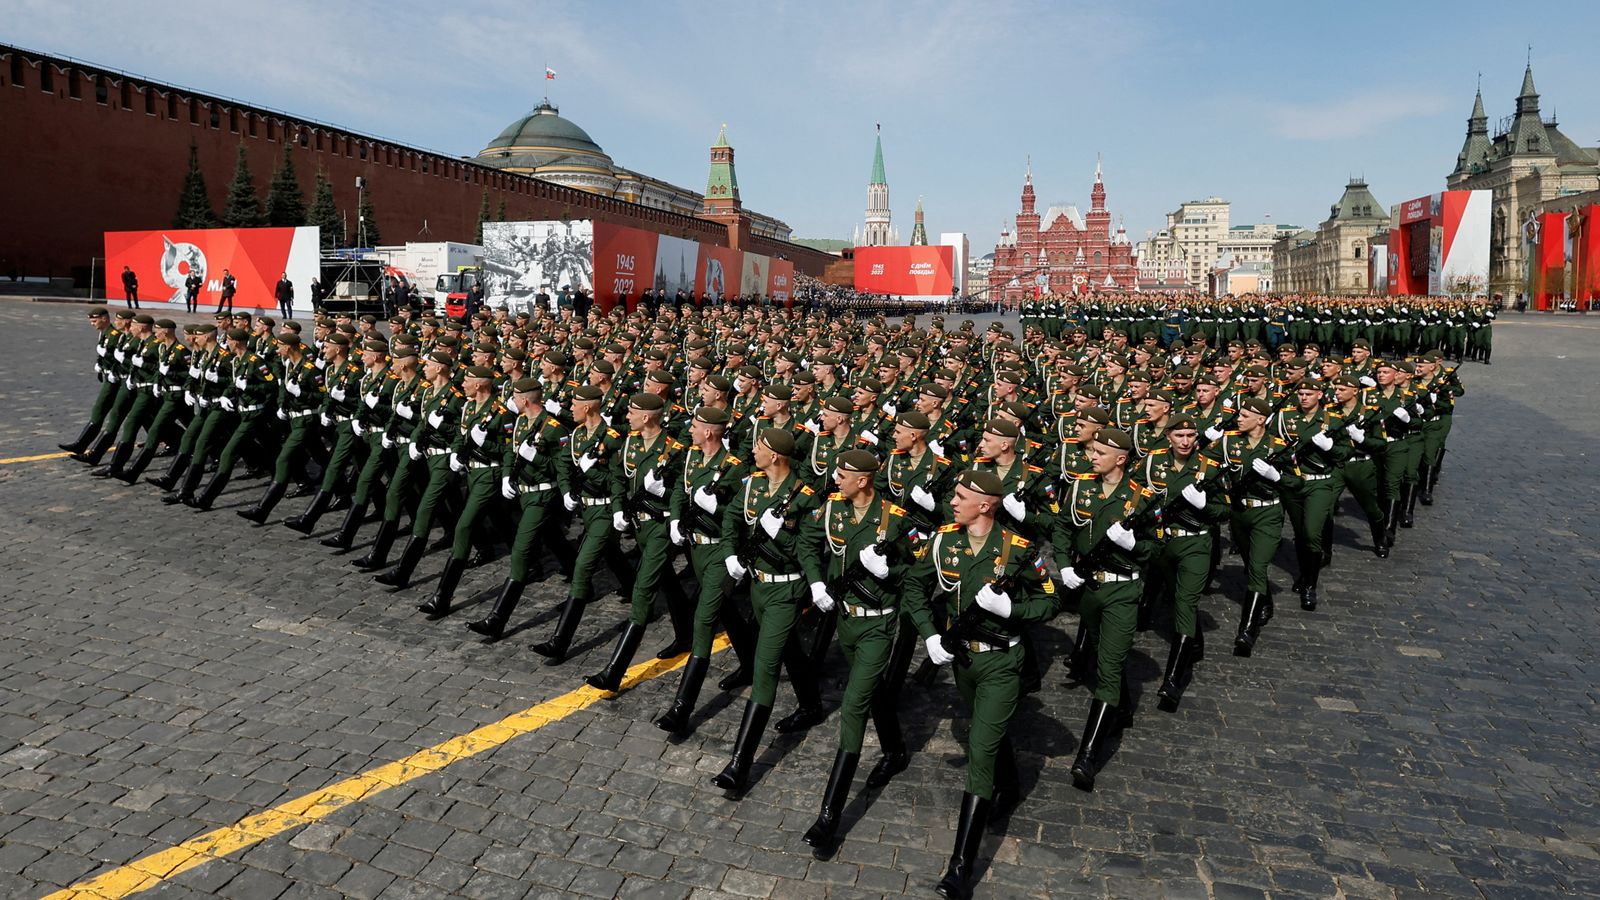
[
  {"x1": 275, "y1": 273, "x2": 295, "y2": 319},
  {"x1": 184, "y1": 271, "x2": 203, "y2": 313},
  {"x1": 217, "y1": 269, "x2": 237, "y2": 314},
  {"x1": 121, "y1": 266, "x2": 140, "y2": 309}
]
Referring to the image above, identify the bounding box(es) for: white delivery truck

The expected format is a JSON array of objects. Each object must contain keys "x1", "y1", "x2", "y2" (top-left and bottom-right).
[{"x1": 376, "y1": 242, "x2": 484, "y2": 312}]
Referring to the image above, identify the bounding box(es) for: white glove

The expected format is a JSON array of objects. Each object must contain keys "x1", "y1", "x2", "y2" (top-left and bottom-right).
[
  {"x1": 1221, "y1": 396, "x2": 1235, "y2": 410},
  {"x1": 206, "y1": 369, "x2": 219, "y2": 383},
  {"x1": 669, "y1": 520, "x2": 685, "y2": 545},
  {"x1": 352, "y1": 420, "x2": 363, "y2": 436},
  {"x1": 928, "y1": 439, "x2": 945, "y2": 457},
  {"x1": 501, "y1": 476, "x2": 516, "y2": 499},
  {"x1": 759, "y1": 508, "x2": 783, "y2": 538},
  {"x1": 577, "y1": 453, "x2": 597, "y2": 473},
  {"x1": 1107, "y1": 522, "x2": 1136, "y2": 551},
  {"x1": 693, "y1": 486, "x2": 718, "y2": 513},
  {"x1": 158, "y1": 363, "x2": 169, "y2": 376},
  {"x1": 330, "y1": 386, "x2": 346, "y2": 401},
  {"x1": 470, "y1": 423, "x2": 488, "y2": 446},
  {"x1": 1428, "y1": 392, "x2": 1438, "y2": 404},
  {"x1": 505, "y1": 397, "x2": 520, "y2": 414},
  {"x1": 809, "y1": 582, "x2": 836, "y2": 612},
  {"x1": 975, "y1": 584, "x2": 1012, "y2": 618},
  {"x1": 612, "y1": 511, "x2": 627, "y2": 532},
  {"x1": 924, "y1": 634, "x2": 955, "y2": 666},
  {"x1": 408, "y1": 443, "x2": 422, "y2": 461},
  {"x1": 184, "y1": 390, "x2": 195, "y2": 406},
  {"x1": 382, "y1": 434, "x2": 394, "y2": 450},
  {"x1": 1359, "y1": 376, "x2": 1377, "y2": 388},
  {"x1": 449, "y1": 453, "x2": 463, "y2": 472},
  {"x1": 234, "y1": 377, "x2": 248, "y2": 390},
  {"x1": 396, "y1": 402, "x2": 414, "y2": 420},
  {"x1": 1392, "y1": 406, "x2": 1411, "y2": 424},
  {"x1": 133, "y1": 354, "x2": 146, "y2": 368},
  {"x1": 803, "y1": 418, "x2": 820, "y2": 435},
  {"x1": 285, "y1": 379, "x2": 301, "y2": 397},
  {"x1": 544, "y1": 398, "x2": 560, "y2": 414},
  {"x1": 860, "y1": 429, "x2": 879, "y2": 445},
  {"x1": 859, "y1": 545, "x2": 890, "y2": 579},
  {"x1": 910, "y1": 484, "x2": 936, "y2": 511},
  {"x1": 563, "y1": 493, "x2": 578, "y2": 511},
  {"x1": 1312, "y1": 432, "x2": 1334, "y2": 451},
  {"x1": 427, "y1": 410, "x2": 444, "y2": 428},
  {"x1": 1413, "y1": 402, "x2": 1425, "y2": 416},
  {"x1": 320, "y1": 412, "x2": 332, "y2": 427},
  {"x1": 220, "y1": 396, "x2": 236, "y2": 412},
  {"x1": 644, "y1": 470, "x2": 666, "y2": 497},
  {"x1": 1204, "y1": 425, "x2": 1225, "y2": 442},
  {"x1": 97, "y1": 345, "x2": 107, "y2": 358},
  {"x1": 725, "y1": 555, "x2": 748, "y2": 582},
  {"x1": 721, "y1": 435, "x2": 731, "y2": 452},
  {"x1": 518, "y1": 440, "x2": 537, "y2": 462},
  {"x1": 1182, "y1": 484, "x2": 1206, "y2": 509},
  {"x1": 1002, "y1": 492, "x2": 1027, "y2": 521},
  {"x1": 883, "y1": 403, "x2": 897, "y2": 417},
  {"x1": 114, "y1": 349, "x2": 125, "y2": 363},
  {"x1": 1251, "y1": 458, "x2": 1281, "y2": 482},
  {"x1": 1061, "y1": 567, "x2": 1085, "y2": 590},
  {"x1": 364, "y1": 392, "x2": 379, "y2": 408},
  {"x1": 276, "y1": 408, "x2": 288, "y2": 421},
  {"x1": 315, "y1": 358, "x2": 326, "y2": 369},
  {"x1": 1345, "y1": 424, "x2": 1366, "y2": 444}
]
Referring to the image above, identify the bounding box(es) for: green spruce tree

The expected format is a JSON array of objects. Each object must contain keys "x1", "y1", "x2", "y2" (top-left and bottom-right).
[
  {"x1": 357, "y1": 187, "x2": 381, "y2": 247},
  {"x1": 475, "y1": 189, "x2": 491, "y2": 244},
  {"x1": 173, "y1": 142, "x2": 216, "y2": 229},
  {"x1": 264, "y1": 144, "x2": 307, "y2": 227},
  {"x1": 221, "y1": 142, "x2": 265, "y2": 227},
  {"x1": 496, "y1": 197, "x2": 507, "y2": 222},
  {"x1": 308, "y1": 169, "x2": 341, "y2": 249}
]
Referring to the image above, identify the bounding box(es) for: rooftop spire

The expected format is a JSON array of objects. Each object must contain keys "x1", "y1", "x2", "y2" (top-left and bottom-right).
[{"x1": 870, "y1": 125, "x2": 887, "y2": 186}]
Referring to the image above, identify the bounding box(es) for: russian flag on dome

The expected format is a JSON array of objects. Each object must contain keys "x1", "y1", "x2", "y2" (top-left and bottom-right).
[{"x1": 545, "y1": 67, "x2": 557, "y2": 80}]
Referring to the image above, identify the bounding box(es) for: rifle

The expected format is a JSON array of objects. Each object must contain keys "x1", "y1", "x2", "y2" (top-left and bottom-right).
[{"x1": 937, "y1": 539, "x2": 1045, "y2": 668}]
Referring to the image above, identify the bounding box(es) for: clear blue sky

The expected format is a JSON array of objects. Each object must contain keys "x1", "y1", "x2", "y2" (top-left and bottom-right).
[{"x1": 12, "y1": 0, "x2": 1598, "y2": 247}]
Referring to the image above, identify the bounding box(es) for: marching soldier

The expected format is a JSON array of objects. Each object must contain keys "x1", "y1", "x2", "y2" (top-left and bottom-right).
[
  {"x1": 1275, "y1": 381, "x2": 1350, "y2": 611},
  {"x1": 236, "y1": 332, "x2": 324, "y2": 523},
  {"x1": 184, "y1": 328, "x2": 279, "y2": 511},
  {"x1": 371, "y1": 353, "x2": 465, "y2": 586}
]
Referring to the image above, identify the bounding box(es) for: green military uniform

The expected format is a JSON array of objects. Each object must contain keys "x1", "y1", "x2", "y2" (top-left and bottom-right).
[
  {"x1": 116, "y1": 330, "x2": 194, "y2": 482},
  {"x1": 1273, "y1": 402, "x2": 1350, "y2": 609},
  {"x1": 189, "y1": 338, "x2": 278, "y2": 509}
]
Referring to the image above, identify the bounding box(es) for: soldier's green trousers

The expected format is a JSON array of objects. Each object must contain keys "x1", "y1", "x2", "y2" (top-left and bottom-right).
[
  {"x1": 835, "y1": 610, "x2": 896, "y2": 754},
  {"x1": 507, "y1": 488, "x2": 561, "y2": 582},
  {"x1": 318, "y1": 422, "x2": 364, "y2": 493},
  {"x1": 1230, "y1": 502, "x2": 1283, "y2": 594},
  {"x1": 1284, "y1": 474, "x2": 1342, "y2": 563},
  {"x1": 448, "y1": 466, "x2": 499, "y2": 560},
  {"x1": 1078, "y1": 579, "x2": 1141, "y2": 705},
  {"x1": 952, "y1": 641, "x2": 1023, "y2": 800},
  {"x1": 214, "y1": 410, "x2": 267, "y2": 478},
  {"x1": 627, "y1": 519, "x2": 672, "y2": 626},
  {"x1": 185, "y1": 408, "x2": 238, "y2": 467},
  {"x1": 571, "y1": 503, "x2": 618, "y2": 603},
  {"x1": 409, "y1": 453, "x2": 457, "y2": 538},
  {"x1": 84, "y1": 379, "x2": 119, "y2": 431},
  {"x1": 1380, "y1": 435, "x2": 1421, "y2": 503},
  {"x1": 350, "y1": 432, "x2": 390, "y2": 514},
  {"x1": 382, "y1": 447, "x2": 425, "y2": 524},
  {"x1": 271, "y1": 417, "x2": 315, "y2": 484},
  {"x1": 98, "y1": 386, "x2": 138, "y2": 444},
  {"x1": 1421, "y1": 416, "x2": 1452, "y2": 468},
  {"x1": 1155, "y1": 533, "x2": 1211, "y2": 638},
  {"x1": 749, "y1": 578, "x2": 805, "y2": 707},
  {"x1": 689, "y1": 541, "x2": 731, "y2": 657},
  {"x1": 114, "y1": 391, "x2": 157, "y2": 447},
  {"x1": 1340, "y1": 457, "x2": 1385, "y2": 529},
  {"x1": 142, "y1": 396, "x2": 187, "y2": 454}
]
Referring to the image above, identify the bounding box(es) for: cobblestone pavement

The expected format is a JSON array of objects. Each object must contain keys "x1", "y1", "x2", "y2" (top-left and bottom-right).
[{"x1": 1, "y1": 300, "x2": 1597, "y2": 899}]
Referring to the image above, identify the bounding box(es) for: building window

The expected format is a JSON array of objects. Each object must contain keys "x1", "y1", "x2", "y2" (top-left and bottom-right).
[
  {"x1": 120, "y1": 81, "x2": 131, "y2": 109},
  {"x1": 40, "y1": 64, "x2": 53, "y2": 93},
  {"x1": 299, "y1": 128, "x2": 309, "y2": 148},
  {"x1": 95, "y1": 74, "x2": 107, "y2": 104},
  {"x1": 359, "y1": 142, "x2": 367, "y2": 160},
  {"x1": 209, "y1": 105, "x2": 219, "y2": 128},
  {"x1": 9, "y1": 55, "x2": 23, "y2": 88},
  {"x1": 144, "y1": 87, "x2": 155, "y2": 115},
  {"x1": 190, "y1": 98, "x2": 200, "y2": 124},
  {"x1": 265, "y1": 118, "x2": 274, "y2": 141},
  {"x1": 68, "y1": 68, "x2": 81, "y2": 98}
]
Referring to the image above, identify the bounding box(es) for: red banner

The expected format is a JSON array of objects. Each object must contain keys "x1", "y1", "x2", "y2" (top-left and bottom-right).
[
  {"x1": 696, "y1": 244, "x2": 742, "y2": 301},
  {"x1": 591, "y1": 223, "x2": 659, "y2": 314},
  {"x1": 767, "y1": 259, "x2": 795, "y2": 307},
  {"x1": 852, "y1": 245, "x2": 954, "y2": 295},
  {"x1": 104, "y1": 227, "x2": 320, "y2": 309},
  {"x1": 1572, "y1": 206, "x2": 1600, "y2": 303},
  {"x1": 1529, "y1": 211, "x2": 1568, "y2": 310}
]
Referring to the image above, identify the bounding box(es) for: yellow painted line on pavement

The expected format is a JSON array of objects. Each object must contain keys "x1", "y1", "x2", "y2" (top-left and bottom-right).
[
  {"x1": 0, "y1": 451, "x2": 73, "y2": 465},
  {"x1": 41, "y1": 635, "x2": 729, "y2": 900}
]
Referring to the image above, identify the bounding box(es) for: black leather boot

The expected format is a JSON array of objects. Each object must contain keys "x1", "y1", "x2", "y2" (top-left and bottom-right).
[
  {"x1": 803, "y1": 750, "x2": 860, "y2": 850},
  {"x1": 654, "y1": 574, "x2": 694, "y2": 659},
  {"x1": 531, "y1": 594, "x2": 586, "y2": 664},
  {"x1": 1371, "y1": 521, "x2": 1390, "y2": 559},
  {"x1": 1383, "y1": 499, "x2": 1400, "y2": 548},
  {"x1": 353, "y1": 520, "x2": 399, "y2": 571},
  {"x1": 418, "y1": 555, "x2": 466, "y2": 618},
  {"x1": 1069, "y1": 699, "x2": 1115, "y2": 792},
  {"x1": 1419, "y1": 467, "x2": 1435, "y2": 506},
  {"x1": 1300, "y1": 560, "x2": 1320, "y2": 612},
  {"x1": 116, "y1": 440, "x2": 161, "y2": 483},
  {"x1": 164, "y1": 463, "x2": 205, "y2": 505},
  {"x1": 72, "y1": 431, "x2": 116, "y2": 465},
  {"x1": 935, "y1": 792, "x2": 992, "y2": 899},
  {"x1": 375, "y1": 535, "x2": 426, "y2": 589},
  {"x1": 774, "y1": 636, "x2": 825, "y2": 733},
  {"x1": 146, "y1": 454, "x2": 188, "y2": 491},
  {"x1": 237, "y1": 481, "x2": 288, "y2": 524},
  {"x1": 864, "y1": 691, "x2": 909, "y2": 789},
  {"x1": 320, "y1": 501, "x2": 367, "y2": 549},
  {"x1": 586, "y1": 622, "x2": 646, "y2": 692},
  {"x1": 710, "y1": 701, "x2": 772, "y2": 795},
  {"x1": 1157, "y1": 634, "x2": 1196, "y2": 710},
  {"x1": 467, "y1": 579, "x2": 524, "y2": 639},
  {"x1": 1233, "y1": 592, "x2": 1267, "y2": 656},
  {"x1": 284, "y1": 489, "x2": 333, "y2": 534},
  {"x1": 1064, "y1": 618, "x2": 1094, "y2": 687},
  {"x1": 188, "y1": 471, "x2": 230, "y2": 511},
  {"x1": 1401, "y1": 483, "x2": 1418, "y2": 528},
  {"x1": 59, "y1": 422, "x2": 99, "y2": 453},
  {"x1": 655, "y1": 655, "x2": 709, "y2": 735},
  {"x1": 92, "y1": 438, "x2": 138, "y2": 478}
]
